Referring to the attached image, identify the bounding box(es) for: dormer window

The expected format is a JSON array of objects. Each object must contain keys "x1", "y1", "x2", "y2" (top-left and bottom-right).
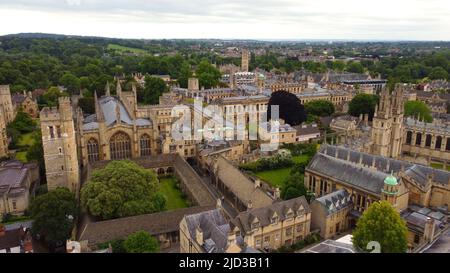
[
  {"x1": 251, "y1": 222, "x2": 259, "y2": 230},
  {"x1": 271, "y1": 216, "x2": 278, "y2": 225}
]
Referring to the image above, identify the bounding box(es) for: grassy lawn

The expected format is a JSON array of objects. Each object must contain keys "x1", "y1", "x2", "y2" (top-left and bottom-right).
[
  {"x1": 254, "y1": 155, "x2": 310, "y2": 188},
  {"x1": 430, "y1": 162, "x2": 450, "y2": 171},
  {"x1": 255, "y1": 168, "x2": 292, "y2": 187},
  {"x1": 15, "y1": 151, "x2": 28, "y2": 162},
  {"x1": 107, "y1": 44, "x2": 148, "y2": 55},
  {"x1": 159, "y1": 177, "x2": 189, "y2": 210},
  {"x1": 1, "y1": 215, "x2": 32, "y2": 225},
  {"x1": 18, "y1": 132, "x2": 35, "y2": 146}
]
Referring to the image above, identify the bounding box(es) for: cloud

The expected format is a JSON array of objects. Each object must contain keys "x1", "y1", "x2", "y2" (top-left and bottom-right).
[{"x1": 0, "y1": 0, "x2": 449, "y2": 40}]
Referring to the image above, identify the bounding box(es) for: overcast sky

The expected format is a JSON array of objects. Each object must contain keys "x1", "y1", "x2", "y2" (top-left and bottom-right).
[{"x1": 0, "y1": 0, "x2": 449, "y2": 40}]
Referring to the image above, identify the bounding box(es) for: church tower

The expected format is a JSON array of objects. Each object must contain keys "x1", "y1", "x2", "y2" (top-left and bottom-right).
[
  {"x1": 40, "y1": 97, "x2": 80, "y2": 194},
  {"x1": 241, "y1": 49, "x2": 250, "y2": 72},
  {"x1": 371, "y1": 85, "x2": 404, "y2": 158},
  {"x1": 0, "y1": 85, "x2": 15, "y2": 123}
]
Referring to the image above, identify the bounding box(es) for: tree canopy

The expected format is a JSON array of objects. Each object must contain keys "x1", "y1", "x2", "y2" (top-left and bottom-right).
[
  {"x1": 404, "y1": 100, "x2": 433, "y2": 123},
  {"x1": 305, "y1": 100, "x2": 335, "y2": 117},
  {"x1": 29, "y1": 187, "x2": 78, "y2": 246},
  {"x1": 348, "y1": 94, "x2": 379, "y2": 120},
  {"x1": 6, "y1": 110, "x2": 36, "y2": 148},
  {"x1": 40, "y1": 86, "x2": 69, "y2": 107},
  {"x1": 140, "y1": 76, "x2": 168, "y2": 105},
  {"x1": 123, "y1": 231, "x2": 160, "y2": 253},
  {"x1": 195, "y1": 60, "x2": 221, "y2": 89},
  {"x1": 80, "y1": 160, "x2": 165, "y2": 220},
  {"x1": 352, "y1": 201, "x2": 408, "y2": 253},
  {"x1": 267, "y1": 91, "x2": 307, "y2": 126}
]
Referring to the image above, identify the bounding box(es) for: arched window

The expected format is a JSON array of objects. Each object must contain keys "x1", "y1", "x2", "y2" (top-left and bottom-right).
[
  {"x1": 110, "y1": 132, "x2": 131, "y2": 160},
  {"x1": 425, "y1": 134, "x2": 432, "y2": 148},
  {"x1": 415, "y1": 133, "x2": 422, "y2": 146},
  {"x1": 87, "y1": 138, "x2": 99, "y2": 163},
  {"x1": 140, "y1": 134, "x2": 151, "y2": 157},
  {"x1": 446, "y1": 138, "x2": 450, "y2": 151},
  {"x1": 436, "y1": 136, "x2": 443, "y2": 150},
  {"x1": 406, "y1": 131, "x2": 412, "y2": 145}
]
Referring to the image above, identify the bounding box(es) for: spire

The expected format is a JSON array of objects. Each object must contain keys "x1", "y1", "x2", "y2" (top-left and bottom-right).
[
  {"x1": 94, "y1": 91, "x2": 104, "y2": 122},
  {"x1": 115, "y1": 102, "x2": 121, "y2": 124},
  {"x1": 105, "y1": 81, "x2": 111, "y2": 96},
  {"x1": 116, "y1": 80, "x2": 122, "y2": 98}
]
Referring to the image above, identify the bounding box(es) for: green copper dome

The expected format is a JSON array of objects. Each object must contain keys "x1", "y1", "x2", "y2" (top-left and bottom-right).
[{"x1": 384, "y1": 175, "x2": 398, "y2": 186}]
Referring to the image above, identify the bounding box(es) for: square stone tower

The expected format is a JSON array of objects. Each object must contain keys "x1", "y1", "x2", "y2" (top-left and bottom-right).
[
  {"x1": 0, "y1": 85, "x2": 15, "y2": 123},
  {"x1": 0, "y1": 106, "x2": 8, "y2": 157},
  {"x1": 40, "y1": 97, "x2": 80, "y2": 193},
  {"x1": 241, "y1": 49, "x2": 250, "y2": 72}
]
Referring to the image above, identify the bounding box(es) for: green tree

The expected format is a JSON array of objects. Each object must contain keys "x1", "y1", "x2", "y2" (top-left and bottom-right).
[
  {"x1": 29, "y1": 188, "x2": 78, "y2": 247},
  {"x1": 140, "y1": 76, "x2": 167, "y2": 105},
  {"x1": 59, "y1": 72, "x2": 80, "y2": 94},
  {"x1": 281, "y1": 173, "x2": 309, "y2": 200},
  {"x1": 123, "y1": 231, "x2": 160, "y2": 253},
  {"x1": 348, "y1": 94, "x2": 379, "y2": 120},
  {"x1": 26, "y1": 131, "x2": 45, "y2": 177},
  {"x1": 177, "y1": 61, "x2": 192, "y2": 88},
  {"x1": 428, "y1": 67, "x2": 448, "y2": 80},
  {"x1": 346, "y1": 62, "x2": 365, "y2": 74},
  {"x1": 195, "y1": 60, "x2": 221, "y2": 89},
  {"x1": 6, "y1": 110, "x2": 36, "y2": 148},
  {"x1": 80, "y1": 160, "x2": 164, "y2": 220},
  {"x1": 42, "y1": 86, "x2": 69, "y2": 107},
  {"x1": 352, "y1": 201, "x2": 408, "y2": 253},
  {"x1": 305, "y1": 100, "x2": 335, "y2": 117},
  {"x1": 404, "y1": 100, "x2": 433, "y2": 122}
]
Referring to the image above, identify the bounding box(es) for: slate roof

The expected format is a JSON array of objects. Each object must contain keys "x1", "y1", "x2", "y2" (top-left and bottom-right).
[
  {"x1": 184, "y1": 209, "x2": 231, "y2": 253},
  {"x1": 78, "y1": 206, "x2": 214, "y2": 246},
  {"x1": 211, "y1": 156, "x2": 273, "y2": 209},
  {"x1": 313, "y1": 189, "x2": 352, "y2": 215},
  {"x1": 83, "y1": 96, "x2": 152, "y2": 130},
  {"x1": 232, "y1": 196, "x2": 310, "y2": 233},
  {"x1": 293, "y1": 124, "x2": 321, "y2": 136},
  {"x1": 308, "y1": 145, "x2": 450, "y2": 193},
  {"x1": 405, "y1": 117, "x2": 450, "y2": 134}
]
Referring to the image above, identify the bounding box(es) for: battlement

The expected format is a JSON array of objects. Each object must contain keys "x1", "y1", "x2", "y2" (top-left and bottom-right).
[{"x1": 40, "y1": 106, "x2": 61, "y2": 121}]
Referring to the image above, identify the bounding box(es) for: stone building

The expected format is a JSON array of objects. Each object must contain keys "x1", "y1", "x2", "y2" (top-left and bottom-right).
[
  {"x1": 206, "y1": 156, "x2": 274, "y2": 212},
  {"x1": 403, "y1": 117, "x2": 450, "y2": 166},
  {"x1": 179, "y1": 208, "x2": 259, "y2": 253},
  {"x1": 11, "y1": 91, "x2": 39, "y2": 118},
  {"x1": 0, "y1": 160, "x2": 39, "y2": 217},
  {"x1": 40, "y1": 97, "x2": 80, "y2": 192},
  {"x1": 371, "y1": 85, "x2": 405, "y2": 158},
  {"x1": 306, "y1": 145, "x2": 450, "y2": 214},
  {"x1": 231, "y1": 196, "x2": 311, "y2": 251},
  {"x1": 310, "y1": 189, "x2": 353, "y2": 239},
  {"x1": 0, "y1": 85, "x2": 15, "y2": 124},
  {"x1": 241, "y1": 49, "x2": 250, "y2": 72},
  {"x1": 0, "y1": 106, "x2": 8, "y2": 158}
]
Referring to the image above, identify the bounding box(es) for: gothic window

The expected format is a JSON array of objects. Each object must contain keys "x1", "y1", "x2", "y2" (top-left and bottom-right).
[
  {"x1": 110, "y1": 132, "x2": 131, "y2": 160},
  {"x1": 140, "y1": 134, "x2": 151, "y2": 157},
  {"x1": 436, "y1": 136, "x2": 443, "y2": 150},
  {"x1": 446, "y1": 138, "x2": 450, "y2": 151},
  {"x1": 406, "y1": 131, "x2": 412, "y2": 145},
  {"x1": 415, "y1": 133, "x2": 422, "y2": 146},
  {"x1": 425, "y1": 134, "x2": 432, "y2": 148},
  {"x1": 87, "y1": 138, "x2": 100, "y2": 163}
]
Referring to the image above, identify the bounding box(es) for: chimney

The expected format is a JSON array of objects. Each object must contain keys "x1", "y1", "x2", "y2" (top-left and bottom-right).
[
  {"x1": 195, "y1": 225, "x2": 204, "y2": 245},
  {"x1": 216, "y1": 198, "x2": 222, "y2": 210},
  {"x1": 424, "y1": 217, "x2": 436, "y2": 243},
  {"x1": 255, "y1": 179, "x2": 261, "y2": 189},
  {"x1": 274, "y1": 188, "x2": 281, "y2": 199},
  {"x1": 247, "y1": 200, "x2": 253, "y2": 210}
]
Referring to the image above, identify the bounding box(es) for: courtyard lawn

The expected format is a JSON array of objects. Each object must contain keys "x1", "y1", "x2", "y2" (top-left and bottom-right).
[
  {"x1": 15, "y1": 151, "x2": 28, "y2": 162},
  {"x1": 159, "y1": 177, "x2": 189, "y2": 210},
  {"x1": 254, "y1": 155, "x2": 310, "y2": 188},
  {"x1": 430, "y1": 162, "x2": 450, "y2": 172},
  {"x1": 255, "y1": 168, "x2": 292, "y2": 188},
  {"x1": 18, "y1": 132, "x2": 35, "y2": 147}
]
